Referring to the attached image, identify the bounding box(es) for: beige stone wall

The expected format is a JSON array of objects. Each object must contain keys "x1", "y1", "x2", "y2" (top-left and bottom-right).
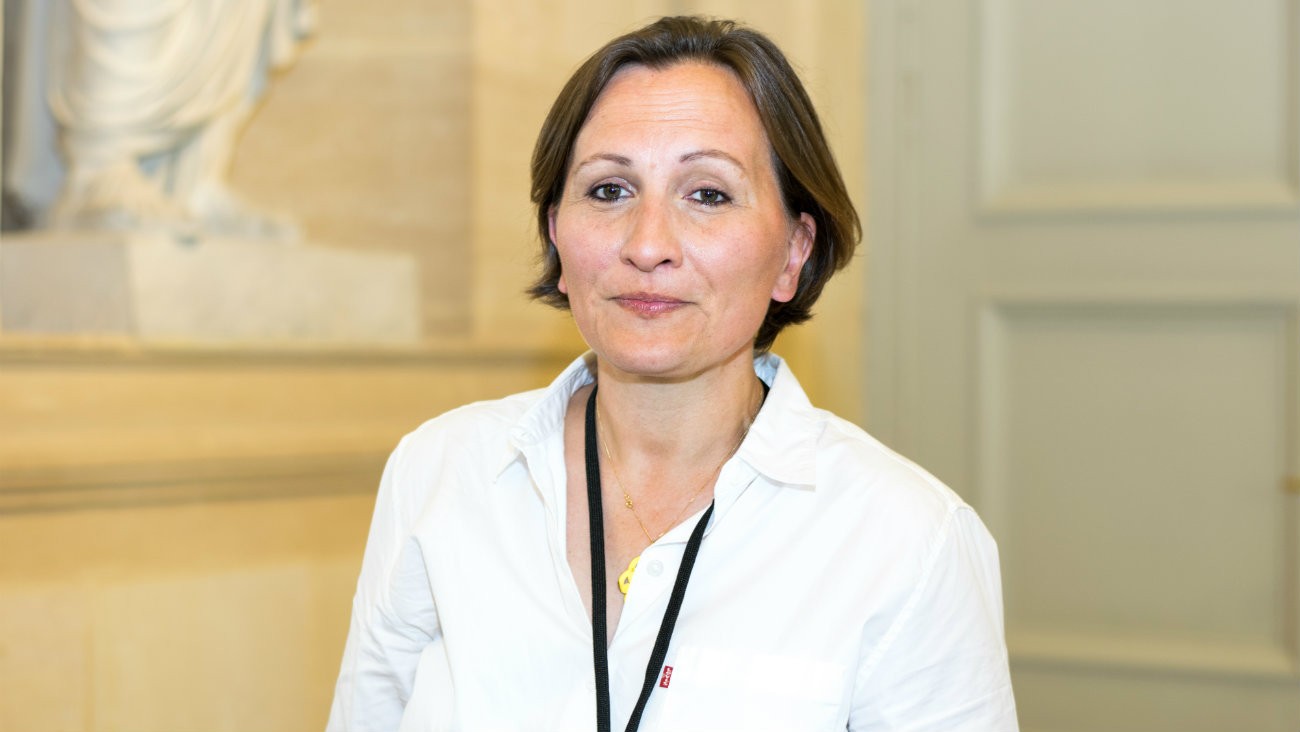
[
  {"x1": 0, "y1": 1, "x2": 865, "y2": 729},
  {"x1": 231, "y1": 1, "x2": 477, "y2": 337},
  {"x1": 0, "y1": 354, "x2": 573, "y2": 731}
]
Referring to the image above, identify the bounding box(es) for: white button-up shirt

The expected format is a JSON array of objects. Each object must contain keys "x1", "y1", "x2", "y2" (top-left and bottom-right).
[{"x1": 327, "y1": 353, "x2": 1018, "y2": 731}]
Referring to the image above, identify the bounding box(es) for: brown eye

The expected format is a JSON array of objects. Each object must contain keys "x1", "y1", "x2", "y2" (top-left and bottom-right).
[
  {"x1": 590, "y1": 183, "x2": 628, "y2": 201},
  {"x1": 690, "y1": 188, "x2": 730, "y2": 206}
]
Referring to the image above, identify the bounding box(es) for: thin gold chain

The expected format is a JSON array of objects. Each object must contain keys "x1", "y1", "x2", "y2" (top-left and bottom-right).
[{"x1": 595, "y1": 391, "x2": 756, "y2": 543}]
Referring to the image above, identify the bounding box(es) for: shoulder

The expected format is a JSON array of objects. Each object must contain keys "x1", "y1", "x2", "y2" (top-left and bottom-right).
[
  {"x1": 367, "y1": 385, "x2": 553, "y2": 526},
  {"x1": 392, "y1": 352, "x2": 592, "y2": 465},
  {"x1": 808, "y1": 410, "x2": 980, "y2": 567},
  {"x1": 756, "y1": 354, "x2": 971, "y2": 538},
  {"x1": 392, "y1": 386, "x2": 547, "y2": 468},
  {"x1": 819, "y1": 413, "x2": 964, "y2": 511},
  {"x1": 410, "y1": 387, "x2": 546, "y2": 440},
  {"x1": 811, "y1": 413, "x2": 1001, "y2": 610}
]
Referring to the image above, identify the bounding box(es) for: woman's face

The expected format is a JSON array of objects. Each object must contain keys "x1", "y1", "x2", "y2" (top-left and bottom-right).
[{"x1": 549, "y1": 61, "x2": 814, "y2": 380}]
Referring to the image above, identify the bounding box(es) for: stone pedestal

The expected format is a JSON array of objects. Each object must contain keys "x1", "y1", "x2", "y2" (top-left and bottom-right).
[{"x1": 0, "y1": 231, "x2": 420, "y2": 345}]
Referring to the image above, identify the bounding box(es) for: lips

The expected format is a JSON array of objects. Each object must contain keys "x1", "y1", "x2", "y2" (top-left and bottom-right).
[{"x1": 613, "y1": 292, "x2": 687, "y2": 317}]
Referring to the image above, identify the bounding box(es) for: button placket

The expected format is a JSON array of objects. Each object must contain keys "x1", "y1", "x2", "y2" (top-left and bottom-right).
[{"x1": 619, "y1": 545, "x2": 674, "y2": 622}]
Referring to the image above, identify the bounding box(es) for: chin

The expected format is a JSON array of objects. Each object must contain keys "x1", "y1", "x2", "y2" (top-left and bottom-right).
[
  {"x1": 591, "y1": 335, "x2": 752, "y2": 383},
  {"x1": 582, "y1": 333, "x2": 681, "y2": 376},
  {"x1": 602, "y1": 351, "x2": 689, "y2": 380}
]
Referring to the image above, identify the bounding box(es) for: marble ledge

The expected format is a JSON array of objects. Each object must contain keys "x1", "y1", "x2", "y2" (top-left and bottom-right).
[
  {"x1": 0, "y1": 332, "x2": 580, "y2": 366},
  {"x1": 0, "y1": 451, "x2": 389, "y2": 514},
  {"x1": 1, "y1": 229, "x2": 421, "y2": 347}
]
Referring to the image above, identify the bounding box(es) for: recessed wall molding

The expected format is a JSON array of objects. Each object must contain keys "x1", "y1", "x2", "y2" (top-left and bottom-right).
[
  {"x1": 976, "y1": 299, "x2": 1297, "y2": 692},
  {"x1": 1009, "y1": 630, "x2": 1300, "y2": 683},
  {"x1": 976, "y1": 0, "x2": 1300, "y2": 217},
  {"x1": 0, "y1": 452, "x2": 389, "y2": 514},
  {"x1": 0, "y1": 335, "x2": 579, "y2": 367}
]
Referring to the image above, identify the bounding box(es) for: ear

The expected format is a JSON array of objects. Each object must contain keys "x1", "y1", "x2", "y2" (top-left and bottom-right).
[
  {"x1": 548, "y1": 207, "x2": 568, "y2": 294},
  {"x1": 771, "y1": 212, "x2": 815, "y2": 303}
]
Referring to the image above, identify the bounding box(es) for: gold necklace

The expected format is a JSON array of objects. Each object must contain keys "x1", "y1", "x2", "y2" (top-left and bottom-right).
[{"x1": 596, "y1": 392, "x2": 756, "y2": 596}]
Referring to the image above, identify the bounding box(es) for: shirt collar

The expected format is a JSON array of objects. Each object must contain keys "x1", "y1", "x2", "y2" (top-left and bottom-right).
[
  {"x1": 503, "y1": 352, "x2": 596, "y2": 461},
  {"x1": 736, "y1": 352, "x2": 821, "y2": 488},
  {"x1": 501, "y1": 351, "x2": 821, "y2": 489}
]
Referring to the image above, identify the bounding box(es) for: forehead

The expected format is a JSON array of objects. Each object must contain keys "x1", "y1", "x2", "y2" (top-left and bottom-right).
[{"x1": 575, "y1": 61, "x2": 769, "y2": 157}]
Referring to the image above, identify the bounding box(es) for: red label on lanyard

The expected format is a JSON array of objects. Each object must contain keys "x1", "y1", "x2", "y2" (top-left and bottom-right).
[{"x1": 658, "y1": 666, "x2": 673, "y2": 688}]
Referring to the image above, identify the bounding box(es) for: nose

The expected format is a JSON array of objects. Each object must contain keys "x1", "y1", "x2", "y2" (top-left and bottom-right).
[{"x1": 620, "y1": 198, "x2": 682, "y2": 272}]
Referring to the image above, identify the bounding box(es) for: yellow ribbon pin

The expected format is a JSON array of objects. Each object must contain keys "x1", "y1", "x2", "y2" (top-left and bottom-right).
[{"x1": 618, "y1": 555, "x2": 639, "y2": 595}]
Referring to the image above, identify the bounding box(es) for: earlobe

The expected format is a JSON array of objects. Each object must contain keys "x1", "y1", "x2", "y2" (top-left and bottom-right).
[{"x1": 771, "y1": 213, "x2": 815, "y2": 303}]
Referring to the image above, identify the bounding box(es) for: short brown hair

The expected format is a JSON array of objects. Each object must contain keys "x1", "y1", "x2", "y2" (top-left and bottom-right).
[{"x1": 528, "y1": 16, "x2": 860, "y2": 352}]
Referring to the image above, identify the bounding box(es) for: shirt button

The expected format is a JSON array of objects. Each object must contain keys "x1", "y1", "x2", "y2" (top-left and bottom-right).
[{"x1": 646, "y1": 559, "x2": 664, "y2": 577}]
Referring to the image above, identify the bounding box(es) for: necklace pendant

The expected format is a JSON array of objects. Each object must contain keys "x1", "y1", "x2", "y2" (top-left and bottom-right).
[{"x1": 618, "y1": 555, "x2": 639, "y2": 595}]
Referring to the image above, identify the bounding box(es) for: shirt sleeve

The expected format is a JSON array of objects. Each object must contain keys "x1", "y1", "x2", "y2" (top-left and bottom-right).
[
  {"x1": 326, "y1": 435, "x2": 441, "y2": 732},
  {"x1": 848, "y1": 506, "x2": 1019, "y2": 731}
]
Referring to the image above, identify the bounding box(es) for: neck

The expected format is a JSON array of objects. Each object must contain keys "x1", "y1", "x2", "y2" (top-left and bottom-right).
[{"x1": 594, "y1": 348, "x2": 762, "y2": 475}]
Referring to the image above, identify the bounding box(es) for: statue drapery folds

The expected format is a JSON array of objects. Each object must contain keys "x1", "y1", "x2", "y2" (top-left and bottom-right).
[{"x1": 5, "y1": 0, "x2": 316, "y2": 238}]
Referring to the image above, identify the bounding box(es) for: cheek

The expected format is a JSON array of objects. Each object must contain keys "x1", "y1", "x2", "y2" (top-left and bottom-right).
[
  {"x1": 552, "y1": 216, "x2": 584, "y2": 295},
  {"x1": 703, "y1": 235, "x2": 784, "y2": 310},
  {"x1": 553, "y1": 229, "x2": 597, "y2": 297},
  {"x1": 746, "y1": 227, "x2": 797, "y2": 293}
]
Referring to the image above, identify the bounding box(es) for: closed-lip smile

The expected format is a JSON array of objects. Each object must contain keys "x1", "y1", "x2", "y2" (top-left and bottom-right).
[{"x1": 613, "y1": 292, "x2": 687, "y2": 316}]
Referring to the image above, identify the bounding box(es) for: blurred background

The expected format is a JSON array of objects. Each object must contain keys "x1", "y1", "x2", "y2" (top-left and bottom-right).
[{"x1": 0, "y1": 0, "x2": 1296, "y2": 730}]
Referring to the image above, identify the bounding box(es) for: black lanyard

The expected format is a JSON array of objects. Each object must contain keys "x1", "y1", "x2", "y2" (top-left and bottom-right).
[{"x1": 585, "y1": 386, "x2": 714, "y2": 732}]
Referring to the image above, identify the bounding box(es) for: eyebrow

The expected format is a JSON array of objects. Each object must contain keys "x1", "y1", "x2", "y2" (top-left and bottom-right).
[
  {"x1": 571, "y1": 149, "x2": 746, "y2": 174},
  {"x1": 572, "y1": 153, "x2": 632, "y2": 173},
  {"x1": 679, "y1": 149, "x2": 745, "y2": 170}
]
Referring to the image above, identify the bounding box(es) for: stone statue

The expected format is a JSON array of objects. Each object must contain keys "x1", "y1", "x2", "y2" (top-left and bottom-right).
[{"x1": 3, "y1": 0, "x2": 315, "y2": 238}]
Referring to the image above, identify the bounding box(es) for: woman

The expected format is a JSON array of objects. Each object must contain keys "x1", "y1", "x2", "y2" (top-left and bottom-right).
[{"x1": 328, "y1": 16, "x2": 1017, "y2": 732}]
